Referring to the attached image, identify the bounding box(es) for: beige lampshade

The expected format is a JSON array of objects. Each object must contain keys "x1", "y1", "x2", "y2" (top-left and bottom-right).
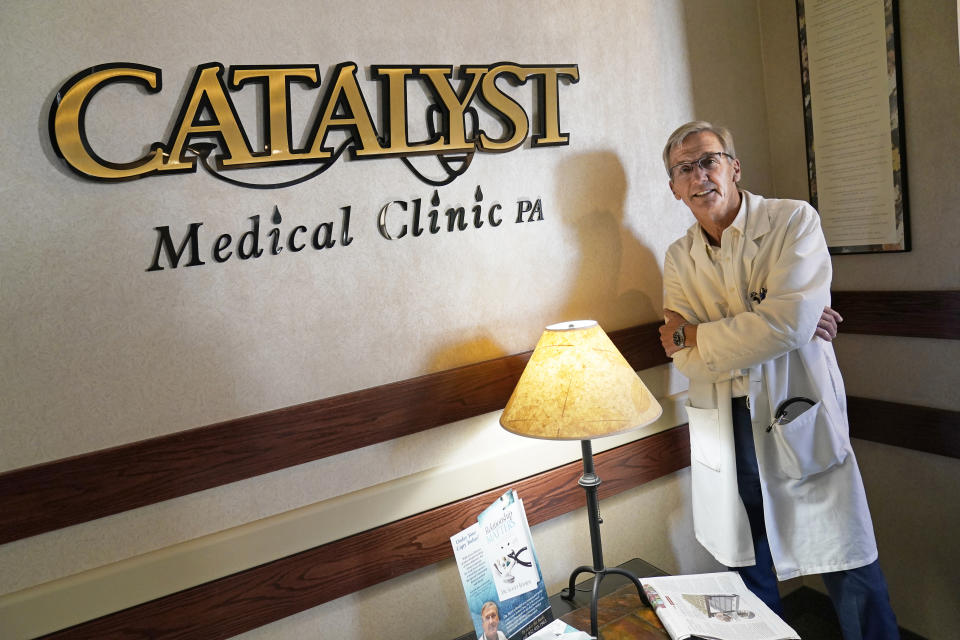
[{"x1": 500, "y1": 320, "x2": 663, "y2": 440}]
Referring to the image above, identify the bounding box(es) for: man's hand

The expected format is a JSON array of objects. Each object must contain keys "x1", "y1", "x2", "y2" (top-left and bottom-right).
[
  {"x1": 660, "y1": 308, "x2": 694, "y2": 357},
  {"x1": 815, "y1": 306, "x2": 843, "y2": 341}
]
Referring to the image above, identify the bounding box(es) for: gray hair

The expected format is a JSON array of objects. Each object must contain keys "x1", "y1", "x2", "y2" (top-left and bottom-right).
[{"x1": 662, "y1": 121, "x2": 737, "y2": 178}]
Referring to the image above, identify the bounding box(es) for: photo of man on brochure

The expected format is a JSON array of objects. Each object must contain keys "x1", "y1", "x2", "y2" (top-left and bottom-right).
[{"x1": 479, "y1": 601, "x2": 508, "y2": 640}]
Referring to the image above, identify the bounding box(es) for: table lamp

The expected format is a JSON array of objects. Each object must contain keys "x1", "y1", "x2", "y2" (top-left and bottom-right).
[{"x1": 499, "y1": 320, "x2": 663, "y2": 637}]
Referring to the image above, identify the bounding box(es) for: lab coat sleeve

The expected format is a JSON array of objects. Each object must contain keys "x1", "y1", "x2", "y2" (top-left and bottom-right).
[
  {"x1": 663, "y1": 246, "x2": 741, "y2": 383},
  {"x1": 696, "y1": 205, "x2": 831, "y2": 373}
]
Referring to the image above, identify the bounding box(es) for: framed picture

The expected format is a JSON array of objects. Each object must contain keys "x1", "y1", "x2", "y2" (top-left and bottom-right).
[{"x1": 797, "y1": 0, "x2": 910, "y2": 254}]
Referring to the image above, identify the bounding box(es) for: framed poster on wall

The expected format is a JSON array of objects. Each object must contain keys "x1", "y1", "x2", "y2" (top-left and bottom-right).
[{"x1": 797, "y1": 0, "x2": 910, "y2": 254}]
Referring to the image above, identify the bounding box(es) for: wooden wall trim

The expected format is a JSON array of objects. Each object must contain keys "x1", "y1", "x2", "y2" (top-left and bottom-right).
[
  {"x1": 848, "y1": 397, "x2": 960, "y2": 459},
  {"x1": 831, "y1": 290, "x2": 960, "y2": 339},
  {"x1": 30, "y1": 398, "x2": 959, "y2": 638},
  {"x1": 9, "y1": 289, "x2": 957, "y2": 636},
  {"x1": 2, "y1": 289, "x2": 957, "y2": 544},
  {"x1": 40, "y1": 426, "x2": 691, "y2": 639},
  {"x1": 3, "y1": 291, "x2": 957, "y2": 545},
  {"x1": 0, "y1": 322, "x2": 666, "y2": 545},
  {"x1": 0, "y1": 350, "x2": 534, "y2": 545}
]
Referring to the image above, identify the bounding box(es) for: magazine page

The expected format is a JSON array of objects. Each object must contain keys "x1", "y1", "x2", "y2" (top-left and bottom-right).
[
  {"x1": 641, "y1": 573, "x2": 799, "y2": 640},
  {"x1": 452, "y1": 490, "x2": 554, "y2": 640},
  {"x1": 451, "y1": 522, "x2": 497, "y2": 637},
  {"x1": 479, "y1": 491, "x2": 541, "y2": 602},
  {"x1": 511, "y1": 497, "x2": 555, "y2": 637}
]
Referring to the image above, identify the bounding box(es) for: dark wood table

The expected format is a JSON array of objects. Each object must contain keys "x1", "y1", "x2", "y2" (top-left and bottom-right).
[{"x1": 454, "y1": 558, "x2": 673, "y2": 639}]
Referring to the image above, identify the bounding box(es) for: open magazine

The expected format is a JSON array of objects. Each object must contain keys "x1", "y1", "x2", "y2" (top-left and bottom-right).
[
  {"x1": 451, "y1": 490, "x2": 554, "y2": 640},
  {"x1": 640, "y1": 573, "x2": 799, "y2": 640}
]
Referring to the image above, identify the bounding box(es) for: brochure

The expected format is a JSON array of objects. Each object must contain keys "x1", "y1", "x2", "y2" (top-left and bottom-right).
[
  {"x1": 640, "y1": 572, "x2": 800, "y2": 640},
  {"x1": 451, "y1": 490, "x2": 554, "y2": 640},
  {"x1": 523, "y1": 618, "x2": 592, "y2": 640}
]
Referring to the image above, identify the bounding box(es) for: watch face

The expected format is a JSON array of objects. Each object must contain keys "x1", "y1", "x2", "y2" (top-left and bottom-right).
[{"x1": 672, "y1": 328, "x2": 683, "y2": 347}]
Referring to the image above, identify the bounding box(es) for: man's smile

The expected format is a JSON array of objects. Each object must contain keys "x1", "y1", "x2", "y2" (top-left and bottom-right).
[{"x1": 693, "y1": 186, "x2": 719, "y2": 198}]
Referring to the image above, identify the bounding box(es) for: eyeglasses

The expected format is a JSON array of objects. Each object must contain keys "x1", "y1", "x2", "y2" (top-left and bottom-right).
[{"x1": 669, "y1": 151, "x2": 734, "y2": 180}]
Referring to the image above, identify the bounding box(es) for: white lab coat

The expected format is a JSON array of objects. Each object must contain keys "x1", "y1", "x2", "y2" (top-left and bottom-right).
[{"x1": 664, "y1": 191, "x2": 878, "y2": 580}]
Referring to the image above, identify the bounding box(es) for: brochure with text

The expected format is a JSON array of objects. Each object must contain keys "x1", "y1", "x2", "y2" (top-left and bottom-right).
[
  {"x1": 451, "y1": 490, "x2": 554, "y2": 640},
  {"x1": 524, "y1": 618, "x2": 591, "y2": 640}
]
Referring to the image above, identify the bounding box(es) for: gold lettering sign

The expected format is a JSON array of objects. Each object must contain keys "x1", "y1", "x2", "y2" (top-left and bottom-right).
[{"x1": 49, "y1": 61, "x2": 579, "y2": 188}]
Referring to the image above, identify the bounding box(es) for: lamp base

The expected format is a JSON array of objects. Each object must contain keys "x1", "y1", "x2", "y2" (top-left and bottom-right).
[
  {"x1": 561, "y1": 565, "x2": 650, "y2": 635},
  {"x1": 560, "y1": 440, "x2": 651, "y2": 637}
]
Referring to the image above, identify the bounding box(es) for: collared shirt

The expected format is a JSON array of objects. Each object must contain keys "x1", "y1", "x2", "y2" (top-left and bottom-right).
[{"x1": 697, "y1": 194, "x2": 750, "y2": 398}]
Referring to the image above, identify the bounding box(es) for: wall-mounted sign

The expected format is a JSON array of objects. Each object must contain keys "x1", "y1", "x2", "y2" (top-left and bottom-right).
[
  {"x1": 49, "y1": 61, "x2": 579, "y2": 188},
  {"x1": 145, "y1": 186, "x2": 545, "y2": 272}
]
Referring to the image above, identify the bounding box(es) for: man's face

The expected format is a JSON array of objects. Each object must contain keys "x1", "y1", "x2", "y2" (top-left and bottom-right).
[
  {"x1": 668, "y1": 131, "x2": 742, "y2": 229},
  {"x1": 482, "y1": 605, "x2": 500, "y2": 638}
]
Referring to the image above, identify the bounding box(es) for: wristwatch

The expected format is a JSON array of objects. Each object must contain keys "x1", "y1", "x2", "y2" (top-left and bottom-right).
[{"x1": 672, "y1": 322, "x2": 689, "y2": 348}]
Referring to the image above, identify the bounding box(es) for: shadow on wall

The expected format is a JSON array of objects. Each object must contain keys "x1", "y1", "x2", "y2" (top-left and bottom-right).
[
  {"x1": 555, "y1": 151, "x2": 660, "y2": 331},
  {"x1": 425, "y1": 152, "x2": 663, "y2": 373},
  {"x1": 676, "y1": 0, "x2": 774, "y2": 194}
]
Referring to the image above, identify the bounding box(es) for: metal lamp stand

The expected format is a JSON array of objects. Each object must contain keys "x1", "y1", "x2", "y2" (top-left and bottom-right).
[{"x1": 560, "y1": 439, "x2": 650, "y2": 638}]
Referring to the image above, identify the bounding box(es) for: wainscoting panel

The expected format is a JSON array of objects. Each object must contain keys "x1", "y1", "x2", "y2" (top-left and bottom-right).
[
  {"x1": 831, "y1": 290, "x2": 959, "y2": 340},
  {"x1": 1, "y1": 291, "x2": 955, "y2": 544},
  {"x1": 1, "y1": 290, "x2": 955, "y2": 638},
  {"x1": 0, "y1": 322, "x2": 666, "y2": 546},
  {"x1": 39, "y1": 427, "x2": 691, "y2": 639},
  {"x1": 848, "y1": 397, "x2": 960, "y2": 459}
]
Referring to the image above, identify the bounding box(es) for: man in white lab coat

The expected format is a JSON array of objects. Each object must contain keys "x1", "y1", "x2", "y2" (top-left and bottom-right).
[
  {"x1": 658, "y1": 121, "x2": 899, "y2": 639},
  {"x1": 479, "y1": 601, "x2": 507, "y2": 640}
]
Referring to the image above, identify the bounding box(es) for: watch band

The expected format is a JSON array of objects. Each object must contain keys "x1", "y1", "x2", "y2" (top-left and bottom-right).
[{"x1": 672, "y1": 322, "x2": 688, "y2": 348}]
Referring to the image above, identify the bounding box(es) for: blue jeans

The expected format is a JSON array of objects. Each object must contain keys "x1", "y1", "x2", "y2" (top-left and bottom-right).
[{"x1": 729, "y1": 397, "x2": 899, "y2": 640}]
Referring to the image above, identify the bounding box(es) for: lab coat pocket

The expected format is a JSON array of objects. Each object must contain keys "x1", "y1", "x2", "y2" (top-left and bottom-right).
[
  {"x1": 769, "y1": 401, "x2": 849, "y2": 479},
  {"x1": 685, "y1": 402, "x2": 722, "y2": 472}
]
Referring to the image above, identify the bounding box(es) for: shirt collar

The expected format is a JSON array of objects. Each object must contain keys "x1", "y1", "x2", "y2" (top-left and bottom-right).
[
  {"x1": 729, "y1": 190, "x2": 747, "y2": 235},
  {"x1": 696, "y1": 190, "x2": 745, "y2": 251}
]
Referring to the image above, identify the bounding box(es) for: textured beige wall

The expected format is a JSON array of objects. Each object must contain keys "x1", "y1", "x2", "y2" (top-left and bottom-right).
[
  {"x1": 0, "y1": 1, "x2": 768, "y2": 638},
  {"x1": 758, "y1": 1, "x2": 960, "y2": 637},
  {"x1": 757, "y1": 0, "x2": 809, "y2": 202},
  {"x1": 4, "y1": 0, "x2": 956, "y2": 638},
  {"x1": 0, "y1": 0, "x2": 712, "y2": 471}
]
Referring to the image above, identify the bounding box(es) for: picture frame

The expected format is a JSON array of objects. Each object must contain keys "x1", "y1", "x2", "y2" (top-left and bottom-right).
[{"x1": 797, "y1": 0, "x2": 910, "y2": 254}]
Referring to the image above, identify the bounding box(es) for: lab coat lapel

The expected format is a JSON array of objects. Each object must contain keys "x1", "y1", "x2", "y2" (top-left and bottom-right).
[{"x1": 741, "y1": 193, "x2": 770, "y2": 297}]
